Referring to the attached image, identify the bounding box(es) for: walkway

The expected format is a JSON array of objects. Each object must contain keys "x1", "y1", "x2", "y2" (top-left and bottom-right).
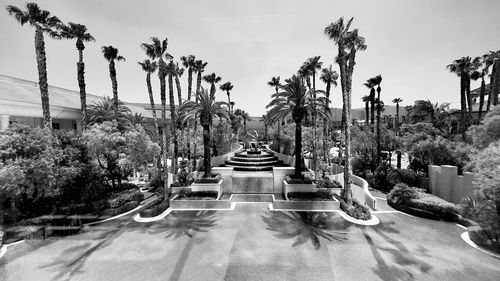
[{"x1": 1, "y1": 202, "x2": 499, "y2": 280}]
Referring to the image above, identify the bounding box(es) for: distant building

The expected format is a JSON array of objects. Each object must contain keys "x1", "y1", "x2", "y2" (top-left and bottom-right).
[{"x1": 0, "y1": 74, "x2": 171, "y2": 131}]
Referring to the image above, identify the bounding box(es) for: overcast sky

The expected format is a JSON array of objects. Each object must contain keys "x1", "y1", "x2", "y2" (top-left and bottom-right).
[{"x1": 1, "y1": 0, "x2": 499, "y2": 116}]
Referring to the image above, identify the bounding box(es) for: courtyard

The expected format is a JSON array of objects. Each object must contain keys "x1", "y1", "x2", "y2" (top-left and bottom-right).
[{"x1": 1, "y1": 202, "x2": 499, "y2": 281}]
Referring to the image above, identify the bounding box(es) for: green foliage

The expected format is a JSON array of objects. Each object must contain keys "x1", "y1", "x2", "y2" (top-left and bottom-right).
[
  {"x1": 461, "y1": 140, "x2": 500, "y2": 245},
  {"x1": 469, "y1": 105, "x2": 500, "y2": 149},
  {"x1": 339, "y1": 199, "x2": 372, "y2": 220},
  {"x1": 315, "y1": 177, "x2": 342, "y2": 189},
  {"x1": 387, "y1": 183, "x2": 419, "y2": 205},
  {"x1": 387, "y1": 169, "x2": 422, "y2": 187}
]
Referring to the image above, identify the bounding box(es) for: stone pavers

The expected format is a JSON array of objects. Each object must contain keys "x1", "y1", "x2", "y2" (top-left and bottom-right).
[{"x1": 1, "y1": 202, "x2": 499, "y2": 281}]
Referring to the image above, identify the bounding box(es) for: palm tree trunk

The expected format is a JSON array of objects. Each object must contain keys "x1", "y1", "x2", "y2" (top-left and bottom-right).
[
  {"x1": 460, "y1": 74, "x2": 467, "y2": 140},
  {"x1": 192, "y1": 72, "x2": 202, "y2": 171},
  {"x1": 338, "y1": 46, "x2": 352, "y2": 205},
  {"x1": 396, "y1": 103, "x2": 400, "y2": 133},
  {"x1": 376, "y1": 87, "x2": 381, "y2": 164},
  {"x1": 77, "y1": 47, "x2": 87, "y2": 130},
  {"x1": 226, "y1": 92, "x2": 231, "y2": 109},
  {"x1": 168, "y1": 75, "x2": 178, "y2": 175},
  {"x1": 478, "y1": 76, "x2": 485, "y2": 120},
  {"x1": 34, "y1": 27, "x2": 52, "y2": 129},
  {"x1": 494, "y1": 61, "x2": 500, "y2": 106},
  {"x1": 175, "y1": 76, "x2": 182, "y2": 106},
  {"x1": 146, "y1": 73, "x2": 159, "y2": 138},
  {"x1": 370, "y1": 90, "x2": 375, "y2": 130},
  {"x1": 108, "y1": 60, "x2": 119, "y2": 115},
  {"x1": 210, "y1": 83, "x2": 216, "y2": 100},
  {"x1": 160, "y1": 72, "x2": 169, "y2": 199},
  {"x1": 294, "y1": 121, "x2": 302, "y2": 179},
  {"x1": 365, "y1": 101, "x2": 369, "y2": 127},
  {"x1": 312, "y1": 72, "x2": 318, "y2": 178},
  {"x1": 466, "y1": 77, "x2": 473, "y2": 123},
  {"x1": 187, "y1": 68, "x2": 193, "y2": 100},
  {"x1": 202, "y1": 123, "x2": 211, "y2": 178},
  {"x1": 487, "y1": 73, "x2": 494, "y2": 112}
]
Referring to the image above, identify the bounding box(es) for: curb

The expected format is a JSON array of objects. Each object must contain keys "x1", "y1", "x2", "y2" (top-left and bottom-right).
[
  {"x1": 337, "y1": 209, "x2": 380, "y2": 226},
  {"x1": 461, "y1": 232, "x2": 500, "y2": 260}
]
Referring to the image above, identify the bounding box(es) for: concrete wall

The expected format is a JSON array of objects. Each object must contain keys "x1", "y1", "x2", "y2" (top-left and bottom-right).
[
  {"x1": 211, "y1": 167, "x2": 234, "y2": 194},
  {"x1": 428, "y1": 165, "x2": 475, "y2": 204},
  {"x1": 272, "y1": 167, "x2": 296, "y2": 194},
  {"x1": 329, "y1": 166, "x2": 377, "y2": 210},
  {"x1": 266, "y1": 145, "x2": 295, "y2": 166},
  {"x1": 210, "y1": 143, "x2": 243, "y2": 167}
]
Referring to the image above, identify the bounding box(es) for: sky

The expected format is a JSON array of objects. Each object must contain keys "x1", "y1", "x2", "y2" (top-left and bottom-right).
[{"x1": 1, "y1": 0, "x2": 499, "y2": 116}]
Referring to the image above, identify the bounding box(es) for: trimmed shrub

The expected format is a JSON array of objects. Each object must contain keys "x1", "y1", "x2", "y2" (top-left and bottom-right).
[
  {"x1": 315, "y1": 178, "x2": 342, "y2": 189},
  {"x1": 177, "y1": 191, "x2": 218, "y2": 200},
  {"x1": 468, "y1": 225, "x2": 500, "y2": 254},
  {"x1": 387, "y1": 169, "x2": 421, "y2": 187},
  {"x1": 387, "y1": 183, "x2": 419, "y2": 205},
  {"x1": 340, "y1": 199, "x2": 372, "y2": 220},
  {"x1": 285, "y1": 175, "x2": 313, "y2": 184}
]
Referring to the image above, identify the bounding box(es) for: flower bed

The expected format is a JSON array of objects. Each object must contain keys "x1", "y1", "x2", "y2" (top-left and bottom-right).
[
  {"x1": 339, "y1": 198, "x2": 372, "y2": 220},
  {"x1": 176, "y1": 191, "x2": 218, "y2": 200},
  {"x1": 468, "y1": 225, "x2": 500, "y2": 255},
  {"x1": 287, "y1": 189, "x2": 335, "y2": 201}
]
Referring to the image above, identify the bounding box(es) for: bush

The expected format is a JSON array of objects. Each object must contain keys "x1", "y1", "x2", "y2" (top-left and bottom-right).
[
  {"x1": 121, "y1": 182, "x2": 139, "y2": 190},
  {"x1": 195, "y1": 177, "x2": 220, "y2": 184},
  {"x1": 177, "y1": 191, "x2": 218, "y2": 200},
  {"x1": 339, "y1": 199, "x2": 371, "y2": 220},
  {"x1": 316, "y1": 188, "x2": 334, "y2": 199},
  {"x1": 387, "y1": 169, "x2": 422, "y2": 187},
  {"x1": 468, "y1": 225, "x2": 500, "y2": 254},
  {"x1": 388, "y1": 183, "x2": 458, "y2": 220},
  {"x1": 139, "y1": 199, "x2": 169, "y2": 218},
  {"x1": 387, "y1": 183, "x2": 419, "y2": 205},
  {"x1": 368, "y1": 163, "x2": 392, "y2": 191},
  {"x1": 315, "y1": 178, "x2": 342, "y2": 189},
  {"x1": 285, "y1": 175, "x2": 313, "y2": 184}
]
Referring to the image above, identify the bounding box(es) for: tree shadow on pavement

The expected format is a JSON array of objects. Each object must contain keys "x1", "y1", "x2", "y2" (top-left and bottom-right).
[{"x1": 261, "y1": 211, "x2": 350, "y2": 250}]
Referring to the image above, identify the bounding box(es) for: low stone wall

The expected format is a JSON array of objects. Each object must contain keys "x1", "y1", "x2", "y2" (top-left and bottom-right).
[
  {"x1": 272, "y1": 200, "x2": 340, "y2": 210},
  {"x1": 266, "y1": 145, "x2": 295, "y2": 166},
  {"x1": 170, "y1": 195, "x2": 232, "y2": 209},
  {"x1": 329, "y1": 170, "x2": 377, "y2": 210},
  {"x1": 211, "y1": 167, "x2": 234, "y2": 194},
  {"x1": 428, "y1": 165, "x2": 475, "y2": 204},
  {"x1": 189, "y1": 180, "x2": 223, "y2": 199},
  {"x1": 210, "y1": 143, "x2": 243, "y2": 167},
  {"x1": 272, "y1": 167, "x2": 295, "y2": 194}
]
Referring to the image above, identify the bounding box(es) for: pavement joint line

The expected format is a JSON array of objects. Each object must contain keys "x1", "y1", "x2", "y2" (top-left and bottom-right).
[{"x1": 461, "y1": 232, "x2": 500, "y2": 260}]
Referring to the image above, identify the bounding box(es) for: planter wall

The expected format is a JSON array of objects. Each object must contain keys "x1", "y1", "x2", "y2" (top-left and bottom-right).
[
  {"x1": 428, "y1": 165, "x2": 475, "y2": 204},
  {"x1": 272, "y1": 167, "x2": 296, "y2": 194},
  {"x1": 189, "y1": 180, "x2": 223, "y2": 200},
  {"x1": 272, "y1": 200, "x2": 340, "y2": 210},
  {"x1": 210, "y1": 143, "x2": 243, "y2": 167},
  {"x1": 211, "y1": 167, "x2": 234, "y2": 194},
  {"x1": 283, "y1": 180, "x2": 317, "y2": 200},
  {"x1": 170, "y1": 195, "x2": 232, "y2": 209}
]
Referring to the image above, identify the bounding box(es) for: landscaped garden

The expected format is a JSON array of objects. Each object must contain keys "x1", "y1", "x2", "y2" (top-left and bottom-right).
[{"x1": 1, "y1": 1, "x2": 500, "y2": 280}]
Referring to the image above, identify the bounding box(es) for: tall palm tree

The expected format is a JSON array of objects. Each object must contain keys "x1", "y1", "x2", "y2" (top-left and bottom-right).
[
  {"x1": 220, "y1": 82, "x2": 234, "y2": 112},
  {"x1": 101, "y1": 46, "x2": 125, "y2": 114},
  {"x1": 446, "y1": 56, "x2": 480, "y2": 139},
  {"x1": 484, "y1": 51, "x2": 500, "y2": 109},
  {"x1": 371, "y1": 75, "x2": 383, "y2": 163},
  {"x1": 267, "y1": 76, "x2": 282, "y2": 150},
  {"x1": 141, "y1": 37, "x2": 173, "y2": 195},
  {"x1": 174, "y1": 63, "x2": 184, "y2": 106},
  {"x1": 179, "y1": 88, "x2": 229, "y2": 177},
  {"x1": 203, "y1": 73, "x2": 222, "y2": 100},
  {"x1": 266, "y1": 75, "x2": 330, "y2": 178},
  {"x1": 194, "y1": 60, "x2": 208, "y2": 95},
  {"x1": 325, "y1": 17, "x2": 367, "y2": 205},
  {"x1": 138, "y1": 59, "x2": 159, "y2": 138},
  {"x1": 59, "y1": 22, "x2": 95, "y2": 130},
  {"x1": 87, "y1": 96, "x2": 131, "y2": 126},
  {"x1": 180, "y1": 55, "x2": 196, "y2": 100},
  {"x1": 319, "y1": 65, "x2": 338, "y2": 163},
  {"x1": 363, "y1": 79, "x2": 376, "y2": 129},
  {"x1": 392, "y1": 98, "x2": 403, "y2": 132},
  {"x1": 303, "y1": 56, "x2": 323, "y2": 175},
  {"x1": 362, "y1": 95, "x2": 370, "y2": 127},
  {"x1": 297, "y1": 65, "x2": 312, "y2": 90},
  {"x1": 166, "y1": 61, "x2": 180, "y2": 174},
  {"x1": 6, "y1": 3, "x2": 61, "y2": 129},
  {"x1": 262, "y1": 114, "x2": 268, "y2": 141}
]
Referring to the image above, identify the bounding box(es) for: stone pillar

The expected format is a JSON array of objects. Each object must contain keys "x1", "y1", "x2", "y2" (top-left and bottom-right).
[{"x1": 0, "y1": 115, "x2": 9, "y2": 131}]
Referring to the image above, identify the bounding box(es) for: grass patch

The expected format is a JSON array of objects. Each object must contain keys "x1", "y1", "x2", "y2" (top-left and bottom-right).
[{"x1": 339, "y1": 198, "x2": 372, "y2": 220}]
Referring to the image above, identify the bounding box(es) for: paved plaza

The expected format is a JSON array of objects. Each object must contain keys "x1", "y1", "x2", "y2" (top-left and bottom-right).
[{"x1": 1, "y1": 203, "x2": 499, "y2": 281}]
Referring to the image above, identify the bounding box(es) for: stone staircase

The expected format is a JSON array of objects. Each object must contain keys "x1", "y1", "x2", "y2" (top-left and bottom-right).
[{"x1": 223, "y1": 149, "x2": 286, "y2": 172}]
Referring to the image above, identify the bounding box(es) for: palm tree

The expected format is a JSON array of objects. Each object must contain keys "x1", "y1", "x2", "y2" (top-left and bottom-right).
[
  {"x1": 234, "y1": 109, "x2": 249, "y2": 135},
  {"x1": 138, "y1": 59, "x2": 159, "y2": 138},
  {"x1": 484, "y1": 51, "x2": 500, "y2": 110},
  {"x1": 266, "y1": 75, "x2": 330, "y2": 178},
  {"x1": 174, "y1": 63, "x2": 184, "y2": 106},
  {"x1": 319, "y1": 65, "x2": 338, "y2": 163},
  {"x1": 194, "y1": 60, "x2": 208, "y2": 95},
  {"x1": 87, "y1": 96, "x2": 131, "y2": 126},
  {"x1": 220, "y1": 82, "x2": 234, "y2": 112},
  {"x1": 141, "y1": 37, "x2": 173, "y2": 195},
  {"x1": 101, "y1": 46, "x2": 125, "y2": 114},
  {"x1": 392, "y1": 98, "x2": 403, "y2": 132},
  {"x1": 6, "y1": 3, "x2": 61, "y2": 129},
  {"x1": 179, "y1": 88, "x2": 229, "y2": 177},
  {"x1": 372, "y1": 75, "x2": 383, "y2": 163},
  {"x1": 262, "y1": 114, "x2": 268, "y2": 141},
  {"x1": 446, "y1": 56, "x2": 480, "y2": 139},
  {"x1": 166, "y1": 61, "x2": 180, "y2": 174},
  {"x1": 180, "y1": 55, "x2": 196, "y2": 100},
  {"x1": 203, "y1": 73, "x2": 222, "y2": 100},
  {"x1": 267, "y1": 76, "x2": 282, "y2": 150},
  {"x1": 325, "y1": 17, "x2": 367, "y2": 205},
  {"x1": 363, "y1": 79, "x2": 376, "y2": 129},
  {"x1": 362, "y1": 95, "x2": 370, "y2": 127},
  {"x1": 59, "y1": 22, "x2": 95, "y2": 130},
  {"x1": 303, "y1": 56, "x2": 323, "y2": 175}
]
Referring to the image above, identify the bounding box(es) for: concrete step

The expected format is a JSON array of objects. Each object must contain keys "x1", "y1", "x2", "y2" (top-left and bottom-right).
[
  {"x1": 225, "y1": 160, "x2": 283, "y2": 167},
  {"x1": 231, "y1": 194, "x2": 274, "y2": 202},
  {"x1": 231, "y1": 156, "x2": 278, "y2": 162},
  {"x1": 232, "y1": 171, "x2": 274, "y2": 177}
]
